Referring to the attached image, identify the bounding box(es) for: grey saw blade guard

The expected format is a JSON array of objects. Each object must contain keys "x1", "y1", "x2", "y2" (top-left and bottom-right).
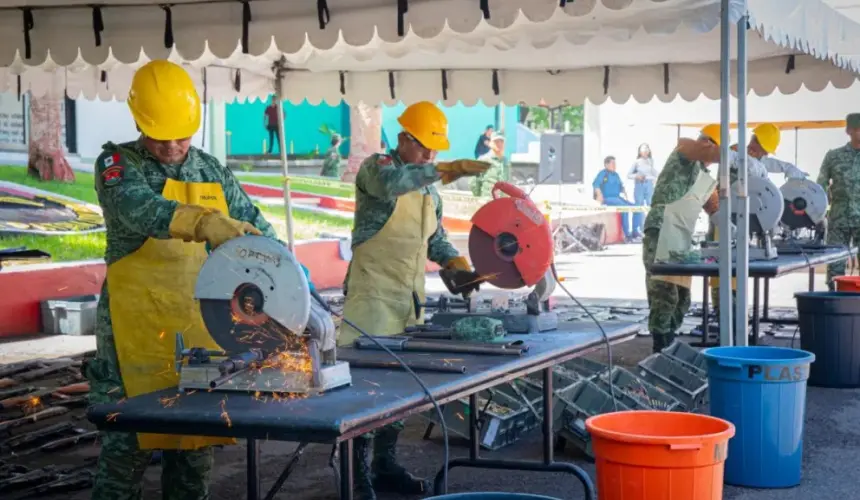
[
  {"x1": 194, "y1": 235, "x2": 311, "y2": 354},
  {"x1": 714, "y1": 175, "x2": 784, "y2": 234},
  {"x1": 469, "y1": 226, "x2": 526, "y2": 289},
  {"x1": 780, "y1": 179, "x2": 828, "y2": 228}
]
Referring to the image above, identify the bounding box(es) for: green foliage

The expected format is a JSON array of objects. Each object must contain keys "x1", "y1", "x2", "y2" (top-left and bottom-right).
[{"x1": 520, "y1": 104, "x2": 584, "y2": 133}]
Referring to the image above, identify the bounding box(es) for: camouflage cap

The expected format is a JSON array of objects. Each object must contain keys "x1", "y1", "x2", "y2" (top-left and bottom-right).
[
  {"x1": 847, "y1": 113, "x2": 860, "y2": 129},
  {"x1": 451, "y1": 316, "x2": 507, "y2": 343}
]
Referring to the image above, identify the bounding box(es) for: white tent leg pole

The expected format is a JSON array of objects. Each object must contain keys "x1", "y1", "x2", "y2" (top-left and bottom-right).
[
  {"x1": 275, "y1": 68, "x2": 295, "y2": 252},
  {"x1": 718, "y1": 0, "x2": 734, "y2": 347},
  {"x1": 735, "y1": 7, "x2": 750, "y2": 347}
]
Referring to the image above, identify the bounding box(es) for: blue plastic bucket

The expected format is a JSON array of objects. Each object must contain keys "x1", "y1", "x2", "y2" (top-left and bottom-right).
[
  {"x1": 703, "y1": 346, "x2": 815, "y2": 488},
  {"x1": 428, "y1": 495, "x2": 560, "y2": 500}
]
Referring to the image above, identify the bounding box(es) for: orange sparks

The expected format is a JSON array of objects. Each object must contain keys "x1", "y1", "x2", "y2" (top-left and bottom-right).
[
  {"x1": 159, "y1": 331, "x2": 166, "y2": 340},
  {"x1": 106, "y1": 412, "x2": 121, "y2": 422},
  {"x1": 159, "y1": 394, "x2": 182, "y2": 408},
  {"x1": 220, "y1": 399, "x2": 232, "y2": 427}
]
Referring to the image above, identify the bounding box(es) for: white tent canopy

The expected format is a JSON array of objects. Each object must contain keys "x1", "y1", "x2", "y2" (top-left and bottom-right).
[{"x1": 0, "y1": 0, "x2": 858, "y2": 105}]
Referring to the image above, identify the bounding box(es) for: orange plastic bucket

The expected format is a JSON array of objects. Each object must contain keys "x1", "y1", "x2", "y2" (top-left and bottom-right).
[
  {"x1": 834, "y1": 276, "x2": 860, "y2": 292},
  {"x1": 585, "y1": 410, "x2": 735, "y2": 500}
]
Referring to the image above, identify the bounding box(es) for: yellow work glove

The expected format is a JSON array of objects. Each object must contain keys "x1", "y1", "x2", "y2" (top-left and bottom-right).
[
  {"x1": 436, "y1": 160, "x2": 491, "y2": 185},
  {"x1": 445, "y1": 256, "x2": 471, "y2": 272},
  {"x1": 169, "y1": 204, "x2": 262, "y2": 250}
]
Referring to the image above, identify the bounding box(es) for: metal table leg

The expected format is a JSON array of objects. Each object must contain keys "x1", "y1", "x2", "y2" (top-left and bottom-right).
[
  {"x1": 691, "y1": 277, "x2": 712, "y2": 347},
  {"x1": 339, "y1": 440, "x2": 353, "y2": 500},
  {"x1": 432, "y1": 367, "x2": 595, "y2": 499},
  {"x1": 247, "y1": 439, "x2": 260, "y2": 500},
  {"x1": 749, "y1": 278, "x2": 760, "y2": 346},
  {"x1": 762, "y1": 278, "x2": 770, "y2": 321},
  {"x1": 809, "y1": 267, "x2": 815, "y2": 291}
]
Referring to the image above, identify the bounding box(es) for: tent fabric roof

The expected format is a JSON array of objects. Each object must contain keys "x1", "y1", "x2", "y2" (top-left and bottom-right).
[{"x1": 0, "y1": 0, "x2": 857, "y2": 105}]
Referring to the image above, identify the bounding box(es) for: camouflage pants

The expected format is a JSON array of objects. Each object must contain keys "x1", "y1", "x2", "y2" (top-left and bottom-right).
[
  {"x1": 643, "y1": 229, "x2": 691, "y2": 352},
  {"x1": 826, "y1": 226, "x2": 860, "y2": 289},
  {"x1": 87, "y1": 287, "x2": 213, "y2": 500}
]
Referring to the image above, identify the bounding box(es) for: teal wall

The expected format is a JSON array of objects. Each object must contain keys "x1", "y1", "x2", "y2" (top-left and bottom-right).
[{"x1": 225, "y1": 98, "x2": 519, "y2": 159}]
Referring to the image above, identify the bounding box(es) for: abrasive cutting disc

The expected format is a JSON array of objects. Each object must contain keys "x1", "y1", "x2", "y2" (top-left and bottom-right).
[
  {"x1": 194, "y1": 235, "x2": 311, "y2": 355},
  {"x1": 469, "y1": 226, "x2": 526, "y2": 289},
  {"x1": 729, "y1": 176, "x2": 784, "y2": 234},
  {"x1": 780, "y1": 179, "x2": 828, "y2": 228}
]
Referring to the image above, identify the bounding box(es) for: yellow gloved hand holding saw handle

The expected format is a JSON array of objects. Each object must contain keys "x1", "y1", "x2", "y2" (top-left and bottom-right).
[
  {"x1": 436, "y1": 160, "x2": 491, "y2": 185},
  {"x1": 169, "y1": 204, "x2": 262, "y2": 249},
  {"x1": 445, "y1": 256, "x2": 472, "y2": 272}
]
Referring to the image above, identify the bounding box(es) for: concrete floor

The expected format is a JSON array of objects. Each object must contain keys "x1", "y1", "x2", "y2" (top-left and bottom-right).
[{"x1": 1, "y1": 243, "x2": 853, "y2": 499}]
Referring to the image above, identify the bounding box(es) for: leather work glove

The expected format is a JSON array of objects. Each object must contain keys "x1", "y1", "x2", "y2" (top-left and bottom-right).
[
  {"x1": 436, "y1": 160, "x2": 491, "y2": 185},
  {"x1": 445, "y1": 256, "x2": 471, "y2": 272},
  {"x1": 703, "y1": 189, "x2": 720, "y2": 215},
  {"x1": 441, "y1": 256, "x2": 485, "y2": 298},
  {"x1": 786, "y1": 167, "x2": 809, "y2": 180},
  {"x1": 169, "y1": 204, "x2": 261, "y2": 250}
]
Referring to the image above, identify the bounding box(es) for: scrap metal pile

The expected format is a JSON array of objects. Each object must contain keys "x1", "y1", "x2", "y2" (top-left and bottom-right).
[{"x1": 0, "y1": 352, "x2": 98, "y2": 499}]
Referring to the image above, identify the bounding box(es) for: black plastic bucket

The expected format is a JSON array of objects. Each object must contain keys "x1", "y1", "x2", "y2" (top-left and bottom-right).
[{"x1": 795, "y1": 292, "x2": 860, "y2": 388}]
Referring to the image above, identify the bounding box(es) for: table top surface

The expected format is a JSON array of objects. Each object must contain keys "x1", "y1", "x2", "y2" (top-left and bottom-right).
[
  {"x1": 87, "y1": 321, "x2": 639, "y2": 443},
  {"x1": 650, "y1": 247, "x2": 854, "y2": 278}
]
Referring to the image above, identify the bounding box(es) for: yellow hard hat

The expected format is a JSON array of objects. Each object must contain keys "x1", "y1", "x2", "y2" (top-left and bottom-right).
[
  {"x1": 700, "y1": 124, "x2": 721, "y2": 145},
  {"x1": 397, "y1": 101, "x2": 450, "y2": 151},
  {"x1": 128, "y1": 60, "x2": 201, "y2": 141},
  {"x1": 752, "y1": 123, "x2": 780, "y2": 154}
]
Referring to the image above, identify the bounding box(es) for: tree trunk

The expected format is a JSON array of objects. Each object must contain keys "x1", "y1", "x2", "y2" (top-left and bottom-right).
[
  {"x1": 27, "y1": 91, "x2": 74, "y2": 183},
  {"x1": 341, "y1": 102, "x2": 382, "y2": 183}
]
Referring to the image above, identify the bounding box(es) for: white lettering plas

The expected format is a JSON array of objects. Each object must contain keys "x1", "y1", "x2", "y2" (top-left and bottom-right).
[{"x1": 514, "y1": 198, "x2": 544, "y2": 226}]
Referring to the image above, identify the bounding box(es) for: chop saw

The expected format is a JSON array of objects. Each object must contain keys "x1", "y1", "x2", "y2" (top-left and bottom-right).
[
  {"x1": 701, "y1": 175, "x2": 784, "y2": 261},
  {"x1": 176, "y1": 235, "x2": 351, "y2": 394},
  {"x1": 776, "y1": 179, "x2": 829, "y2": 252},
  {"x1": 431, "y1": 182, "x2": 559, "y2": 333}
]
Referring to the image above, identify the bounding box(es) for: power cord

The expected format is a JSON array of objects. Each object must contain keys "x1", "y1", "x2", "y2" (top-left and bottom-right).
[
  {"x1": 308, "y1": 289, "x2": 451, "y2": 493},
  {"x1": 549, "y1": 263, "x2": 619, "y2": 411}
]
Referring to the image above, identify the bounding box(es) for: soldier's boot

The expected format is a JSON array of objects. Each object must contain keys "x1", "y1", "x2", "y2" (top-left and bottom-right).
[
  {"x1": 353, "y1": 437, "x2": 377, "y2": 500},
  {"x1": 651, "y1": 332, "x2": 675, "y2": 353},
  {"x1": 371, "y1": 425, "x2": 431, "y2": 495}
]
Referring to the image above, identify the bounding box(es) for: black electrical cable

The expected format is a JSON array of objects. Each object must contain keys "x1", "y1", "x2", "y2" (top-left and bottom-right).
[
  {"x1": 308, "y1": 289, "x2": 450, "y2": 493},
  {"x1": 549, "y1": 263, "x2": 619, "y2": 411}
]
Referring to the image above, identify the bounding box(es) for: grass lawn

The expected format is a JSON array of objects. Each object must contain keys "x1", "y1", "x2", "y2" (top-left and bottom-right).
[
  {"x1": 241, "y1": 174, "x2": 355, "y2": 199},
  {"x1": 0, "y1": 166, "x2": 353, "y2": 262}
]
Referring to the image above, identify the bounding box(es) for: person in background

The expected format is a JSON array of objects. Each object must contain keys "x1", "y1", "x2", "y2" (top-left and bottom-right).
[
  {"x1": 593, "y1": 156, "x2": 643, "y2": 243},
  {"x1": 474, "y1": 125, "x2": 494, "y2": 158},
  {"x1": 628, "y1": 143, "x2": 658, "y2": 207},
  {"x1": 819, "y1": 113, "x2": 860, "y2": 290},
  {"x1": 471, "y1": 133, "x2": 508, "y2": 197},
  {"x1": 320, "y1": 134, "x2": 343, "y2": 178},
  {"x1": 264, "y1": 98, "x2": 280, "y2": 154}
]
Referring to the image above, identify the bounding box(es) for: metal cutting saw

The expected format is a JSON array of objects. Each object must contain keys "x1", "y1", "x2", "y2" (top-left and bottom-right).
[
  {"x1": 776, "y1": 178, "x2": 829, "y2": 251},
  {"x1": 175, "y1": 235, "x2": 352, "y2": 394},
  {"x1": 431, "y1": 182, "x2": 559, "y2": 333},
  {"x1": 701, "y1": 175, "x2": 785, "y2": 261}
]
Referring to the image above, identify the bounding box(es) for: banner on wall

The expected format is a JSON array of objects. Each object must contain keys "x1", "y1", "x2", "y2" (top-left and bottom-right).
[{"x1": 0, "y1": 183, "x2": 104, "y2": 235}]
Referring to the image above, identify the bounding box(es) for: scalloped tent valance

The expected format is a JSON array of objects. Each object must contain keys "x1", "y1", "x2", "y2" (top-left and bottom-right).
[{"x1": 0, "y1": 0, "x2": 857, "y2": 105}]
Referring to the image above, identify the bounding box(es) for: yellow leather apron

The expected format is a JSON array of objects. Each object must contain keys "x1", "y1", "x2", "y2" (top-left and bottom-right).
[
  {"x1": 652, "y1": 170, "x2": 717, "y2": 288},
  {"x1": 107, "y1": 178, "x2": 237, "y2": 450},
  {"x1": 710, "y1": 225, "x2": 738, "y2": 290},
  {"x1": 339, "y1": 190, "x2": 437, "y2": 346}
]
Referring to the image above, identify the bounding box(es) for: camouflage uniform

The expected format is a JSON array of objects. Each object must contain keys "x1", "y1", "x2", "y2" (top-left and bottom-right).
[
  {"x1": 88, "y1": 140, "x2": 280, "y2": 500},
  {"x1": 469, "y1": 153, "x2": 506, "y2": 197},
  {"x1": 643, "y1": 149, "x2": 709, "y2": 352},
  {"x1": 818, "y1": 140, "x2": 860, "y2": 288},
  {"x1": 320, "y1": 145, "x2": 342, "y2": 178},
  {"x1": 348, "y1": 150, "x2": 457, "y2": 499}
]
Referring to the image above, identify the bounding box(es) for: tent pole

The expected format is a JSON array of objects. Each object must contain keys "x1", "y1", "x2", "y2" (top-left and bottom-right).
[
  {"x1": 735, "y1": 6, "x2": 750, "y2": 347},
  {"x1": 718, "y1": 0, "x2": 734, "y2": 347},
  {"x1": 274, "y1": 59, "x2": 295, "y2": 252}
]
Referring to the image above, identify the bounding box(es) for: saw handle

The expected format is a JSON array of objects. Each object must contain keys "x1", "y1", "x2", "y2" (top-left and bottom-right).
[{"x1": 491, "y1": 181, "x2": 527, "y2": 200}]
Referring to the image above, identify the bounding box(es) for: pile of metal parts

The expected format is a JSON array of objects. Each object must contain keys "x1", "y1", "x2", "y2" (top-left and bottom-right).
[
  {"x1": 701, "y1": 177, "x2": 831, "y2": 262},
  {"x1": 420, "y1": 339, "x2": 708, "y2": 455},
  {"x1": 177, "y1": 235, "x2": 352, "y2": 394},
  {"x1": 0, "y1": 352, "x2": 99, "y2": 499}
]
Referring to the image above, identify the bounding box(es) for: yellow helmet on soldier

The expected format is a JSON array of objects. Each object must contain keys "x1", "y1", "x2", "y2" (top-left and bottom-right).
[
  {"x1": 128, "y1": 60, "x2": 201, "y2": 141},
  {"x1": 700, "y1": 124, "x2": 721, "y2": 145},
  {"x1": 397, "y1": 101, "x2": 450, "y2": 151},
  {"x1": 752, "y1": 123, "x2": 780, "y2": 154}
]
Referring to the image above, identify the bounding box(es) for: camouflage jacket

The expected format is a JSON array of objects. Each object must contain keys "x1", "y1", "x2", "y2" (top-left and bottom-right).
[
  {"x1": 351, "y1": 150, "x2": 459, "y2": 265},
  {"x1": 320, "y1": 146, "x2": 342, "y2": 178},
  {"x1": 817, "y1": 143, "x2": 860, "y2": 228},
  {"x1": 94, "y1": 140, "x2": 278, "y2": 265},
  {"x1": 643, "y1": 149, "x2": 710, "y2": 233},
  {"x1": 470, "y1": 153, "x2": 506, "y2": 197}
]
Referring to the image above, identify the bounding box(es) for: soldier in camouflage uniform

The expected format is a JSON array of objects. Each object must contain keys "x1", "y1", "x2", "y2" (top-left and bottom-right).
[
  {"x1": 643, "y1": 126, "x2": 721, "y2": 353},
  {"x1": 470, "y1": 133, "x2": 507, "y2": 197},
  {"x1": 339, "y1": 101, "x2": 489, "y2": 500},
  {"x1": 87, "y1": 60, "x2": 313, "y2": 499},
  {"x1": 819, "y1": 113, "x2": 860, "y2": 289},
  {"x1": 320, "y1": 134, "x2": 343, "y2": 178}
]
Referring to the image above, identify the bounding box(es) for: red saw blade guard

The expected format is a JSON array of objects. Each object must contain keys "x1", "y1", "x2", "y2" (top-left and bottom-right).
[{"x1": 469, "y1": 181, "x2": 553, "y2": 289}]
